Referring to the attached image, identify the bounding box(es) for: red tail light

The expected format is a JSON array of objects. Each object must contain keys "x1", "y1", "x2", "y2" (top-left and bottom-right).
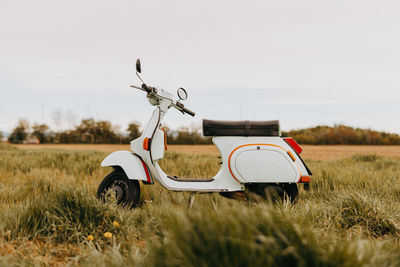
[{"x1": 284, "y1": 137, "x2": 303, "y2": 154}]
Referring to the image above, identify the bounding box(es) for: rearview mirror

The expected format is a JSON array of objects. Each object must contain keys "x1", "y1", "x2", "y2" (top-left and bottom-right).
[
  {"x1": 136, "y1": 59, "x2": 141, "y2": 73},
  {"x1": 177, "y1": 87, "x2": 188, "y2": 100}
]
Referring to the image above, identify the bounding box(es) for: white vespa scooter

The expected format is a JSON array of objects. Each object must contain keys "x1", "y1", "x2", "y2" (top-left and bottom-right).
[{"x1": 97, "y1": 59, "x2": 312, "y2": 207}]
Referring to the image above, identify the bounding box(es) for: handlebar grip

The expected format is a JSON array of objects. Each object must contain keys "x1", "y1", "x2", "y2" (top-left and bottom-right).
[
  {"x1": 182, "y1": 106, "x2": 195, "y2": 117},
  {"x1": 141, "y1": 84, "x2": 152, "y2": 93},
  {"x1": 176, "y1": 101, "x2": 195, "y2": 116}
]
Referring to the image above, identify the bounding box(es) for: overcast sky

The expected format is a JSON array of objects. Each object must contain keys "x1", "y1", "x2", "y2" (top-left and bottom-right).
[{"x1": 1, "y1": 0, "x2": 399, "y2": 134}]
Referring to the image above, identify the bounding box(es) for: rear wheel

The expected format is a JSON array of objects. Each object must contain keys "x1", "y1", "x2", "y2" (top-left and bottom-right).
[
  {"x1": 281, "y1": 183, "x2": 298, "y2": 203},
  {"x1": 246, "y1": 183, "x2": 298, "y2": 203},
  {"x1": 97, "y1": 169, "x2": 141, "y2": 208}
]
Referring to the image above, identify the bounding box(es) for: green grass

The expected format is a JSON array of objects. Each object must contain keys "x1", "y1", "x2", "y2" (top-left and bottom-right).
[{"x1": 0, "y1": 143, "x2": 400, "y2": 266}]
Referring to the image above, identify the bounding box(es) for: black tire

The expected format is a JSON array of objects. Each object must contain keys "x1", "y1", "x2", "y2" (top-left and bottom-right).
[
  {"x1": 97, "y1": 169, "x2": 141, "y2": 208},
  {"x1": 281, "y1": 183, "x2": 298, "y2": 203},
  {"x1": 303, "y1": 183, "x2": 310, "y2": 191},
  {"x1": 246, "y1": 183, "x2": 298, "y2": 203},
  {"x1": 264, "y1": 184, "x2": 285, "y2": 200},
  {"x1": 246, "y1": 183, "x2": 284, "y2": 202}
]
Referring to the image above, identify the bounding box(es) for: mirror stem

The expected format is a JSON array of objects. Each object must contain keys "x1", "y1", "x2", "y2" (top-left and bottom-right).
[{"x1": 136, "y1": 71, "x2": 145, "y2": 85}]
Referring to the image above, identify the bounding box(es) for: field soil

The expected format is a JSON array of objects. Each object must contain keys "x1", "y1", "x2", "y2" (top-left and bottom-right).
[{"x1": 13, "y1": 144, "x2": 400, "y2": 160}]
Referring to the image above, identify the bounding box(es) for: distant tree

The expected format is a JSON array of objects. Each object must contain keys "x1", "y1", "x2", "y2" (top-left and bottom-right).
[
  {"x1": 0, "y1": 131, "x2": 3, "y2": 141},
  {"x1": 75, "y1": 118, "x2": 96, "y2": 143},
  {"x1": 175, "y1": 127, "x2": 195, "y2": 144},
  {"x1": 74, "y1": 118, "x2": 120, "y2": 144},
  {"x1": 169, "y1": 126, "x2": 212, "y2": 145},
  {"x1": 94, "y1": 120, "x2": 120, "y2": 143},
  {"x1": 282, "y1": 124, "x2": 400, "y2": 145},
  {"x1": 8, "y1": 118, "x2": 30, "y2": 144},
  {"x1": 55, "y1": 130, "x2": 79, "y2": 144},
  {"x1": 32, "y1": 123, "x2": 50, "y2": 144},
  {"x1": 127, "y1": 122, "x2": 141, "y2": 141}
]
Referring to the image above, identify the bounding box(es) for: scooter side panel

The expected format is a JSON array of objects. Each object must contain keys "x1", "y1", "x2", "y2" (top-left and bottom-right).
[
  {"x1": 290, "y1": 151, "x2": 311, "y2": 178},
  {"x1": 101, "y1": 151, "x2": 149, "y2": 182},
  {"x1": 213, "y1": 137, "x2": 303, "y2": 184},
  {"x1": 234, "y1": 148, "x2": 298, "y2": 183}
]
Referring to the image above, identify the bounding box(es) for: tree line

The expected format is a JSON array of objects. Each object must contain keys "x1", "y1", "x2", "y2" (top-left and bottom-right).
[
  {"x1": 5, "y1": 118, "x2": 211, "y2": 145},
  {"x1": 3, "y1": 119, "x2": 400, "y2": 145},
  {"x1": 282, "y1": 124, "x2": 400, "y2": 145}
]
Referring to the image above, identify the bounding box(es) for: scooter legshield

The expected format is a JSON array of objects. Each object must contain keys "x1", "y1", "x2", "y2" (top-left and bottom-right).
[{"x1": 101, "y1": 151, "x2": 152, "y2": 183}]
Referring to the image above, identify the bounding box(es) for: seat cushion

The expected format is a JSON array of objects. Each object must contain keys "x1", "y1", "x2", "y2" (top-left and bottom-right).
[{"x1": 203, "y1": 119, "x2": 280, "y2": 137}]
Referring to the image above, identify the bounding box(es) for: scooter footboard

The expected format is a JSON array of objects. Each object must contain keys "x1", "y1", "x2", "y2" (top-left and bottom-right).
[{"x1": 101, "y1": 151, "x2": 152, "y2": 183}]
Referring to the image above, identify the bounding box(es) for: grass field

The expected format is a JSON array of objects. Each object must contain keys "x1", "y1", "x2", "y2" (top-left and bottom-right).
[
  {"x1": 1, "y1": 143, "x2": 400, "y2": 266},
  {"x1": 13, "y1": 144, "x2": 400, "y2": 160}
]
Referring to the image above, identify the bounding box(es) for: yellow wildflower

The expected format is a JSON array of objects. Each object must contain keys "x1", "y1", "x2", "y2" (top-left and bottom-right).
[
  {"x1": 113, "y1": 221, "x2": 120, "y2": 227},
  {"x1": 104, "y1": 232, "x2": 113, "y2": 239},
  {"x1": 87, "y1": 235, "x2": 94, "y2": 241}
]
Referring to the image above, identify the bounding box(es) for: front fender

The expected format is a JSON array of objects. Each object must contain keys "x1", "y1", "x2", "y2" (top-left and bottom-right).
[{"x1": 101, "y1": 151, "x2": 151, "y2": 183}]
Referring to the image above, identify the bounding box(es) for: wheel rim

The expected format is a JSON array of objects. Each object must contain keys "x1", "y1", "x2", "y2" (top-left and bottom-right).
[{"x1": 102, "y1": 179, "x2": 129, "y2": 205}]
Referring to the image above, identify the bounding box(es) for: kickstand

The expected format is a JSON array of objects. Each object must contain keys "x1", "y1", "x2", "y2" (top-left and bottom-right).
[{"x1": 188, "y1": 193, "x2": 196, "y2": 209}]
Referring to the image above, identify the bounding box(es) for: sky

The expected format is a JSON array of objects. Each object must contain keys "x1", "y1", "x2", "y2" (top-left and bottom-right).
[{"x1": 1, "y1": 0, "x2": 399, "y2": 134}]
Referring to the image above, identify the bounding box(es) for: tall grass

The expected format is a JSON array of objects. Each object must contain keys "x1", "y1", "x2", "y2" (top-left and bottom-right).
[
  {"x1": 0, "y1": 144, "x2": 400, "y2": 266},
  {"x1": 148, "y1": 205, "x2": 367, "y2": 267}
]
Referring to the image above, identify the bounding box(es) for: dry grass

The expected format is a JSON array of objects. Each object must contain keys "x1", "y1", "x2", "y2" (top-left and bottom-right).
[
  {"x1": 13, "y1": 144, "x2": 219, "y2": 155},
  {"x1": 300, "y1": 145, "x2": 400, "y2": 160},
  {"x1": 14, "y1": 144, "x2": 400, "y2": 160},
  {"x1": 1, "y1": 143, "x2": 400, "y2": 265}
]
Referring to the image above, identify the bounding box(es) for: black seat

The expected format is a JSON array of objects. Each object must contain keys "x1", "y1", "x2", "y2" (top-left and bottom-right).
[{"x1": 203, "y1": 119, "x2": 280, "y2": 137}]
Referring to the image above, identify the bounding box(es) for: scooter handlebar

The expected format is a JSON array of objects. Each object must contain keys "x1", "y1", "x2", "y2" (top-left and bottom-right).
[
  {"x1": 129, "y1": 84, "x2": 154, "y2": 93},
  {"x1": 141, "y1": 84, "x2": 153, "y2": 93},
  {"x1": 182, "y1": 106, "x2": 195, "y2": 117},
  {"x1": 176, "y1": 102, "x2": 195, "y2": 117},
  {"x1": 130, "y1": 85, "x2": 146, "y2": 91},
  {"x1": 131, "y1": 84, "x2": 195, "y2": 116}
]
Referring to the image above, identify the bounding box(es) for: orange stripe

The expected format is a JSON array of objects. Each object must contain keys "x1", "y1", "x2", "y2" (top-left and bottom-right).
[
  {"x1": 287, "y1": 151, "x2": 296, "y2": 161},
  {"x1": 162, "y1": 128, "x2": 168, "y2": 151},
  {"x1": 228, "y1": 144, "x2": 301, "y2": 184}
]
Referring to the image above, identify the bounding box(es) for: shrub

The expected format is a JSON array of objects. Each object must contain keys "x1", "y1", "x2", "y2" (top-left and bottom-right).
[{"x1": 340, "y1": 193, "x2": 400, "y2": 237}]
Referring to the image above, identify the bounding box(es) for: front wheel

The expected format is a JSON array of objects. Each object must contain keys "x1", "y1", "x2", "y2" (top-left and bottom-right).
[{"x1": 97, "y1": 169, "x2": 141, "y2": 208}]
